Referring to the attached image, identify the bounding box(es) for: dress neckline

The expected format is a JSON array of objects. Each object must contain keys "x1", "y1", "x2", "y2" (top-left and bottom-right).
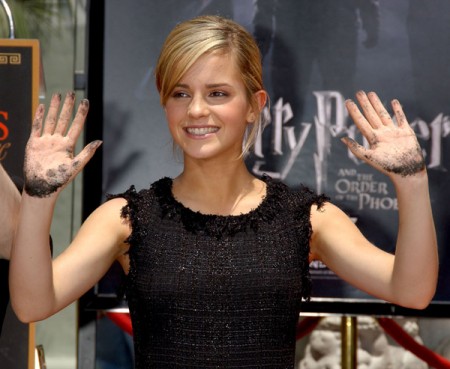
[
  {"x1": 153, "y1": 175, "x2": 284, "y2": 238},
  {"x1": 169, "y1": 178, "x2": 269, "y2": 219}
]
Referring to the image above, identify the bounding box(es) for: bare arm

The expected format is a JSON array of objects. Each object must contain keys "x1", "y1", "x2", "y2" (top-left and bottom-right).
[
  {"x1": 12, "y1": 194, "x2": 129, "y2": 322},
  {"x1": 8, "y1": 92, "x2": 129, "y2": 322},
  {"x1": 310, "y1": 91, "x2": 438, "y2": 309},
  {"x1": 0, "y1": 164, "x2": 21, "y2": 259}
]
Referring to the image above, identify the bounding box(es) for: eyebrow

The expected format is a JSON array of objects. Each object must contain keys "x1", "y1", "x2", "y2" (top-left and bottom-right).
[{"x1": 174, "y1": 83, "x2": 232, "y2": 89}]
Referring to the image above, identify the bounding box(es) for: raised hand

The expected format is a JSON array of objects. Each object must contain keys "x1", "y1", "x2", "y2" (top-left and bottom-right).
[
  {"x1": 342, "y1": 91, "x2": 425, "y2": 179},
  {"x1": 24, "y1": 92, "x2": 102, "y2": 197}
]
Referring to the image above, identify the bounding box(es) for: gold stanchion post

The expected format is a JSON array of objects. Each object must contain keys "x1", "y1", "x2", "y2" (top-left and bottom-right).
[{"x1": 341, "y1": 316, "x2": 357, "y2": 369}]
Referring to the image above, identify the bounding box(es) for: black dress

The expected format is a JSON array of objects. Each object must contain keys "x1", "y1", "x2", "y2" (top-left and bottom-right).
[{"x1": 112, "y1": 176, "x2": 327, "y2": 368}]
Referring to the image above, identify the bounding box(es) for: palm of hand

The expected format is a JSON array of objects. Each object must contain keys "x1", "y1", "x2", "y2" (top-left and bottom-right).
[
  {"x1": 358, "y1": 125, "x2": 424, "y2": 177},
  {"x1": 24, "y1": 92, "x2": 101, "y2": 198},
  {"x1": 344, "y1": 92, "x2": 425, "y2": 179},
  {"x1": 24, "y1": 134, "x2": 77, "y2": 197}
]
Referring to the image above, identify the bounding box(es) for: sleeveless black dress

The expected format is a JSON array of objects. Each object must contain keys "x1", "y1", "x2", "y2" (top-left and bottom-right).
[{"x1": 113, "y1": 176, "x2": 327, "y2": 368}]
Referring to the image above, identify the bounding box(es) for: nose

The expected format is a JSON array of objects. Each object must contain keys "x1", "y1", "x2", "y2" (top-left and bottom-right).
[{"x1": 188, "y1": 95, "x2": 209, "y2": 118}]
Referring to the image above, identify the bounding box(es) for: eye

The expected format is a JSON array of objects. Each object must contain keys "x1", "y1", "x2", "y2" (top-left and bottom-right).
[
  {"x1": 171, "y1": 90, "x2": 189, "y2": 98},
  {"x1": 209, "y1": 90, "x2": 228, "y2": 98}
]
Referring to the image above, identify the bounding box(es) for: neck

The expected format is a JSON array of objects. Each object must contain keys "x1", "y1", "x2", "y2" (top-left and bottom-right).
[
  {"x1": 172, "y1": 157, "x2": 265, "y2": 215},
  {"x1": 177, "y1": 156, "x2": 254, "y2": 196}
]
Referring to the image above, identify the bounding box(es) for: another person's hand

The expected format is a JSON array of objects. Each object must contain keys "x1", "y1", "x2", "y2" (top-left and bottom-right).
[
  {"x1": 342, "y1": 91, "x2": 425, "y2": 180},
  {"x1": 24, "y1": 92, "x2": 102, "y2": 198}
]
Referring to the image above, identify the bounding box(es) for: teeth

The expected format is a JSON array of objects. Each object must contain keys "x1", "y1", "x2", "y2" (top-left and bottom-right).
[{"x1": 186, "y1": 127, "x2": 219, "y2": 135}]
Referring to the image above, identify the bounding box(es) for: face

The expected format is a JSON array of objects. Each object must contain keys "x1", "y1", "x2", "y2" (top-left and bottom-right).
[{"x1": 164, "y1": 51, "x2": 258, "y2": 162}]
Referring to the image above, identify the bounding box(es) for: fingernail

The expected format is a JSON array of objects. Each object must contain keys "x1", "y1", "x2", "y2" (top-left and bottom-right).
[
  {"x1": 91, "y1": 140, "x2": 102, "y2": 149},
  {"x1": 341, "y1": 137, "x2": 356, "y2": 147}
]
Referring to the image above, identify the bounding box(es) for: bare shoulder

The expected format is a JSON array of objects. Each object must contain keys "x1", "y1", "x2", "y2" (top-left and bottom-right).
[
  {"x1": 87, "y1": 197, "x2": 129, "y2": 224},
  {"x1": 310, "y1": 201, "x2": 349, "y2": 227},
  {"x1": 309, "y1": 201, "x2": 364, "y2": 261},
  {"x1": 95, "y1": 197, "x2": 129, "y2": 218},
  {"x1": 77, "y1": 197, "x2": 131, "y2": 255}
]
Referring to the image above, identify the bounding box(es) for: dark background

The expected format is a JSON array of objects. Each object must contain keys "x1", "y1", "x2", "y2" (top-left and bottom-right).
[{"x1": 84, "y1": 0, "x2": 450, "y2": 315}]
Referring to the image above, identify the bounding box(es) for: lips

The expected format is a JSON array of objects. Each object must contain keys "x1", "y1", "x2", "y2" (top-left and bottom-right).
[{"x1": 185, "y1": 126, "x2": 219, "y2": 136}]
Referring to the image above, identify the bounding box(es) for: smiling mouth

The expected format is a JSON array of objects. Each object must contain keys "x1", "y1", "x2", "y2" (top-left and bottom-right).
[{"x1": 185, "y1": 127, "x2": 219, "y2": 136}]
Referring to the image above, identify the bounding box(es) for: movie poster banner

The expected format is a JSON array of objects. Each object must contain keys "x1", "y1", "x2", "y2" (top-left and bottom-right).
[
  {"x1": 0, "y1": 38, "x2": 40, "y2": 369},
  {"x1": 99, "y1": 0, "x2": 449, "y2": 305}
]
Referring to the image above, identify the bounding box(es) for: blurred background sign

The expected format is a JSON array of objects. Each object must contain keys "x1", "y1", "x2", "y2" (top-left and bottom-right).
[{"x1": 0, "y1": 37, "x2": 41, "y2": 369}]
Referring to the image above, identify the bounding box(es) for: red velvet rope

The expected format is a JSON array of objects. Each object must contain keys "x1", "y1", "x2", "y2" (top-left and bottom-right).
[
  {"x1": 377, "y1": 317, "x2": 450, "y2": 369},
  {"x1": 106, "y1": 312, "x2": 133, "y2": 336},
  {"x1": 296, "y1": 316, "x2": 322, "y2": 340},
  {"x1": 106, "y1": 312, "x2": 450, "y2": 369}
]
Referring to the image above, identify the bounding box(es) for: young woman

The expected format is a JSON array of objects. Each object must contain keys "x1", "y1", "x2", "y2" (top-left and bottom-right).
[{"x1": 9, "y1": 15, "x2": 437, "y2": 369}]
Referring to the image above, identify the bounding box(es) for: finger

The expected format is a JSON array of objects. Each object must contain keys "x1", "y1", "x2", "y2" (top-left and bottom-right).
[
  {"x1": 341, "y1": 137, "x2": 384, "y2": 174},
  {"x1": 345, "y1": 99, "x2": 377, "y2": 145},
  {"x1": 30, "y1": 104, "x2": 45, "y2": 138},
  {"x1": 367, "y1": 91, "x2": 393, "y2": 126},
  {"x1": 43, "y1": 93, "x2": 62, "y2": 135},
  {"x1": 391, "y1": 99, "x2": 409, "y2": 128},
  {"x1": 355, "y1": 90, "x2": 383, "y2": 129},
  {"x1": 66, "y1": 99, "x2": 89, "y2": 144},
  {"x1": 341, "y1": 137, "x2": 368, "y2": 161},
  {"x1": 54, "y1": 91, "x2": 76, "y2": 135},
  {"x1": 71, "y1": 140, "x2": 102, "y2": 177}
]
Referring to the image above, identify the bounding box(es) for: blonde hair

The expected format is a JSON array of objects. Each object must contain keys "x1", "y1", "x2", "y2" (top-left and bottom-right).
[{"x1": 155, "y1": 15, "x2": 267, "y2": 156}]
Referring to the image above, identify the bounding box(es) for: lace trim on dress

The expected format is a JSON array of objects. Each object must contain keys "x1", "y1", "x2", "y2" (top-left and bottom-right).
[{"x1": 153, "y1": 175, "x2": 290, "y2": 238}]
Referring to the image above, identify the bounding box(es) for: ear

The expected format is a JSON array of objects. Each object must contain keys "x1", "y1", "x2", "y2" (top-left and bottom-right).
[{"x1": 247, "y1": 90, "x2": 268, "y2": 122}]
